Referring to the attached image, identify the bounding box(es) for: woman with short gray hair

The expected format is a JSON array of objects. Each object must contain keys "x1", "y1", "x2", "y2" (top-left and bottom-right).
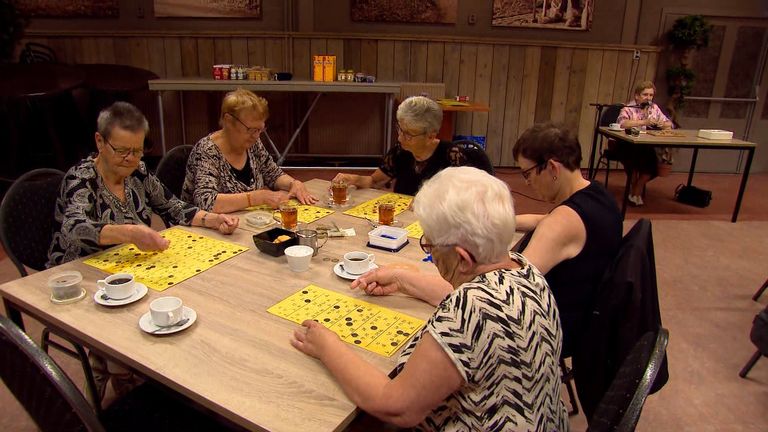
[
  {"x1": 292, "y1": 167, "x2": 568, "y2": 431},
  {"x1": 332, "y1": 96, "x2": 469, "y2": 196}
]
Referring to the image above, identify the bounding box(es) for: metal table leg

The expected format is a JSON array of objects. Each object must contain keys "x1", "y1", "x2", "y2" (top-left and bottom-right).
[
  {"x1": 732, "y1": 147, "x2": 754, "y2": 223},
  {"x1": 277, "y1": 93, "x2": 323, "y2": 165}
]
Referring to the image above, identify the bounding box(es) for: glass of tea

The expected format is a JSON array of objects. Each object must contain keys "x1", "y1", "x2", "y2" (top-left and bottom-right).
[
  {"x1": 377, "y1": 200, "x2": 396, "y2": 226},
  {"x1": 330, "y1": 179, "x2": 349, "y2": 206},
  {"x1": 273, "y1": 202, "x2": 298, "y2": 230}
]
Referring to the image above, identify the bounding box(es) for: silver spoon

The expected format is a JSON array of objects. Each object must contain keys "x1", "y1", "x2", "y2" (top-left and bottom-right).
[{"x1": 151, "y1": 318, "x2": 190, "y2": 333}]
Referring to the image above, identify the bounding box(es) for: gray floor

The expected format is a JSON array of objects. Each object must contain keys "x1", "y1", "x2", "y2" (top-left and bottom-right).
[{"x1": 2, "y1": 170, "x2": 767, "y2": 431}]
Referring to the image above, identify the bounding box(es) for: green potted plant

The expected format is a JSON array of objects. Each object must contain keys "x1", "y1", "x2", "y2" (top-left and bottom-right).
[
  {"x1": 665, "y1": 15, "x2": 712, "y2": 113},
  {"x1": 0, "y1": 0, "x2": 27, "y2": 63}
]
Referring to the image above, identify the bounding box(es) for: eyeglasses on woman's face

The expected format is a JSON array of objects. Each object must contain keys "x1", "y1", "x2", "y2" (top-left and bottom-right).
[
  {"x1": 396, "y1": 123, "x2": 426, "y2": 141},
  {"x1": 103, "y1": 137, "x2": 143, "y2": 159},
  {"x1": 520, "y1": 163, "x2": 544, "y2": 181},
  {"x1": 226, "y1": 112, "x2": 266, "y2": 136}
]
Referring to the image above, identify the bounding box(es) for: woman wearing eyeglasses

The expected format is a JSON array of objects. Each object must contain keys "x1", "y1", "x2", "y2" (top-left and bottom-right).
[
  {"x1": 46, "y1": 102, "x2": 238, "y2": 268},
  {"x1": 513, "y1": 122, "x2": 622, "y2": 358},
  {"x1": 292, "y1": 167, "x2": 568, "y2": 431},
  {"x1": 181, "y1": 88, "x2": 316, "y2": 213},
  {"x1": 332, "y1": 96, "x2": 467, "y2": 196}
]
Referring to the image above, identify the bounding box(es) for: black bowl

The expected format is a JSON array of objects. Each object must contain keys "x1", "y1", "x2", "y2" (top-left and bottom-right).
[{"x1": 253, "y1": 228, "x2": 297, "y2": 257}]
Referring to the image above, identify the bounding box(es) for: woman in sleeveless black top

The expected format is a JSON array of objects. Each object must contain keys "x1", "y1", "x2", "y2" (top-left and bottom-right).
[{"x1": 513, "y1": 123, "x2": 622, "y2": 357}]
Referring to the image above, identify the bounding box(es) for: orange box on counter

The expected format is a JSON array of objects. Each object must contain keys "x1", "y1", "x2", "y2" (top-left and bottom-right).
[
  {"x1": 312, "y1": 55, "x2": 324, "y2": 82},
  {"x1": 323, "y1": 55, "x2": 336, "y2": 82}
]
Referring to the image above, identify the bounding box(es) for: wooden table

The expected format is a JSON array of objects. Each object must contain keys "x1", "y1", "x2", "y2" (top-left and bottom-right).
[
  {"x1": 591, "y1": 128, "x2": 757, "y2": 222},
  {"x1": 436, "y1": 102, "x2": 490, "y2": 142},
  {"x1": 148, "y1": 79, "x2": 401, "y2": 160},
  {"x1": 0, "y1": 180, "x2": 437, "y2": 432}
]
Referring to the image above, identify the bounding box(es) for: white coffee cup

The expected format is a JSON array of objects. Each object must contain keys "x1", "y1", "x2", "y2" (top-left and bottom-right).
[
  {"x1": 97, "y1": 273, "x2": 135, "y2": 300},
  {"x1": 284, "y1": 245, "x2": 314, "y2": 272},
  {"x1": 150, "y1": 296, "x2": 184, "y2": 327},
  {"x1": 48, "y1": 271, "x2": 83, "y2": 301},
  {"x1": 343, "y1": 251, "x2": 375, "y2": 275},
  {"x1": 609, "y1": 122, "x2": 622, "y2": 130}
]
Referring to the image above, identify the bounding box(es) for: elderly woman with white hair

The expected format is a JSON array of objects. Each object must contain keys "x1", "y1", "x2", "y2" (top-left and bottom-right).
[
  {"x1": 291, "y1": 167, "x2": 568, "y2": 431},
  {"x1": 333, "y1": 96, "x2": 468, "y2": 196}
]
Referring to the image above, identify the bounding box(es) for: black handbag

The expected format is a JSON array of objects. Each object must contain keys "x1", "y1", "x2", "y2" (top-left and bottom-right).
[{"x1": 675, "y1": 184, "x2": 712, "y2": 208}]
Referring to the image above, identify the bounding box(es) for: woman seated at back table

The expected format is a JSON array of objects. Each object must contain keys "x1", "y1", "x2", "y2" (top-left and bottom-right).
[
  {"x1": 181, "y1": 88, "x2": 317, "y2": 212},
  {"x1": 333, "y1": 96, "x2": 471, "y2": 196},
  {"x1": 292, "y1": 167, "x2": 568, "y2": 431},
  {"x1": 513, "y1": 122, "x2": 622, "y2": 358},
  {"x1": 616, "y1": 80, "x2": 674, "y2": 206},
  {"x1": 45, "y1": 101, "x2": 238, "y2": 400}
]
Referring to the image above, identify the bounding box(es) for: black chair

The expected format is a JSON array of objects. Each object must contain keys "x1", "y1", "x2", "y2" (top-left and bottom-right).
[
  {"x1": 450, "y1": 139, "x2": 495, "y2": 175},
  {"x1": 593, "y1": 104, "x2": 624, "y2": 187},
  {"x1": 739, "y1": 304, "x2": 768, "y2": 378},
  {"x1": 18, "y1": 42, "x2": 58, "y2": 64},
  {"x1": 587, "y1": 328, "x2": 669, "y2": 432},
  {"x1": 573, "y1": 219, "x2": 669, "y2": 420},
  {"x1": 0, "y1": 168, "x2": 102, "y2": 414},
  {"x1": 0, "y1": 315, "x2": 239, "y2": 432},
  {"x1": 752, "y1": 278, "x2": 767, "y2": 301},
  {"x1": 155, "y1": 144, "x2": 193, "y2": 198}
]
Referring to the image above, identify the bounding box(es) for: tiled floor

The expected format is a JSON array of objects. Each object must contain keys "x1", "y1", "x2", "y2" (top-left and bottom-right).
[{"x1": 2, "y1": 168, "x2": 767, "y2": 431}]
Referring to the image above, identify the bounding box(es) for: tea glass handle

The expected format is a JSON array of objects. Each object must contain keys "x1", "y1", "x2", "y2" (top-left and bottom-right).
[
  {"x1": 316, "y1": 232, "x2": 328, "y2": 248},
  {"x1": 368, "y1": 254, "x2": 375, "y2": 264},
  {"x1": 272, "y1": 210, "x2": 282, "y2": 222},
  {"x1": 96, "y1": 280, "x2": 106, "y2": 290}
]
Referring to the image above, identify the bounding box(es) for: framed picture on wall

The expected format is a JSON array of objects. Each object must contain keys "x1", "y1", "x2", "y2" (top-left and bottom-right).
[
  {"x1": 492, "y1": 0, "x2": 594, "y2": 30},
  {"x1": 154, "y1": 0, "x2": 262, "y2": 18},
  {"x1": 16, "y1": 0, "x2": 119, "y2": 17},
  {"x1": 351, "y1": 0, "x2": 458, "y2": 24}
]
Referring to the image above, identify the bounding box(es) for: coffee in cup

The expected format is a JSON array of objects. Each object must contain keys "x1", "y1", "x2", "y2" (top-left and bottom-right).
[
  {"x1": 150, "y1": 296, "x2": 184, "y2": 327},
  {"x1": 343, "y1": 251, "x2": 375, "y2": 275},
  {"x1": 273, "y1": 202, "x2": 298, "y2": 230},
  {"x1": 284, "y1": 245, "x2": 314, "y2": 272},
  {"x1": 97, "y1": 273, "x2": 136, "y2": 300}
]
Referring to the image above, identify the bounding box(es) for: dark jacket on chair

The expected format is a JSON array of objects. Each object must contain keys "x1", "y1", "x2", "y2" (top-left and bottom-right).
[{"x1": 573, "y1": 219, "x2": 669, "y2": 420}]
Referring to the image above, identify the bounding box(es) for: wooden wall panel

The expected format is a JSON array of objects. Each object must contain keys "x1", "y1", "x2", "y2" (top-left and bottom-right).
[
  {"x1": 472, "y1": 44, "x2": 493, "y2": 137},
  {"x1": 534, "y1": 47, "x2": 557, "y2": 124},
  {"x1": 486, "y1": 44, "x2": 510, "y2": 164},
  {"x1": 376, "y1": 40, "x2": 395, "y2": 81},
  {"x1": 409, "y1": 42, "x2": 428, "y2": 82},
  {"x1": 392, "y1": 41, "x2": 410, "y2": 81},
  {"x1": 28, "y1": 32, "x2": 660, "y2": 167},
  {"x1": 455, "y1": 43, "x2": 477, "y2": 135},
  {"x1": 550, "y1": 48, "x2": 573, "y2": 124},
  {"x1": 426, "y1": 42, "x2": 444, "y2": 83},
  {"x1": 500, "y1": 46, "x2": 526, "y2": 165}
]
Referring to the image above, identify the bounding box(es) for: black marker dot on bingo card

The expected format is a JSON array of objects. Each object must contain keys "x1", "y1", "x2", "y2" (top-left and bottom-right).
[
  {"x1": 304, "y1": 299, "x2": 311, "y2": 303},
  {"x1": 302, "y1": 290, "x2": 308, "y2": 294},
  {"x1": 324, "y1": 318, "x2": 330, "y2": 322},
  {"x1": 354, "y1": 340, "x2": 361, "y2": 345},
  {"x1": 351, "y1": 333, "x2": 358, "y2": 337},
  {"x1": 345, "y1": 317, "x2": 352, "y2": 321},
  {"x1": 391, "y1": 342, "x2": 398, "y2": 346},
  {"x1": 370, "y1": 326, "x2": 378, "y2": 330},
  {"x1": 346, "y1": 322, "x2": 353, "y2": 326}
]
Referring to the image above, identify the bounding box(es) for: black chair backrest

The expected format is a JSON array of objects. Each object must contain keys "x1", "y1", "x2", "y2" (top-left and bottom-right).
[
  {"x1": 600, "y1": 104, "x2": 624, "y2": 127},
  {"x1": 450, "y1": 140, "x2": 495, "y2": 175},
  {"x1": 588, "y1": 328, "x2": 669, "y2": 432},
  {"x1": 750, "y1": 305, "x2": 768, "y2": 354},
  {"x1": 0, "y1": 315, "x2": 105, "y2": 432},
  {"x1": 155, "y1": 145, "x2": 193, "y2": 198},
  {"x1": 18, "y1": 42, "x2": 58, "y2": 64},
  {"x1": 0, "y1": 169, "x2": 64, "y2": 275}
]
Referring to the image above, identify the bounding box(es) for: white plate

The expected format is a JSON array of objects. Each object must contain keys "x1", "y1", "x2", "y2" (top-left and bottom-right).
[
  {"x1": 609, "y1": 126, "x2": 623, "y2": 131},
  {"x1": 333, "y1": 262, "x2": 378, "y2": 280},
  {"x1": 94, "y1": 283, "x2": 149, "y2": 307},
  {"x1": 139, "y1": 306, "x2": 197, "y2": 335}
]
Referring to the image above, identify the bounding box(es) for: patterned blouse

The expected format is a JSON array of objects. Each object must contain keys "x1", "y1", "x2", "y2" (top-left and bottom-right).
[
  {"x1": 46, "y1": 156, "x2": 198, "y2": 268},
  {"x1": 617, "y1": 102, "x2": 670, "y2": 130},
  {"x1": 181, "y1": 133, "x2": 284, "y2": 211},
  {"x1": 395, "y1": 253, "x2": 568, "y2": 432}
]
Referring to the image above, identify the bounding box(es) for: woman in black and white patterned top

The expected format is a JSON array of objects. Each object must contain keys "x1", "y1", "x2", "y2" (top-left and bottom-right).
[
  {"x1": 291, "y1": 167, "x2": 568, "y2": 431},
  {"x1": 181, "y1": 88, "x2": 317, "y2": 212},
  {"x1": 47, "y1": 102, "x2": 238, "y2": 268}
]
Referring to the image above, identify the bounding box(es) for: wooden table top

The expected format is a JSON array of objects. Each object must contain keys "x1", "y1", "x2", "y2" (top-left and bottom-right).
[
  {"x1": 0, "y1": 179, "x2": 438, "y2": 432},
  {"x1": 598, "y1": 127, "x2": 756, "y2": 148}
]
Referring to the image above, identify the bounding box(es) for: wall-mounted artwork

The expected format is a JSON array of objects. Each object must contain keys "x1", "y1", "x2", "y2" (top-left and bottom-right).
[
  {"x1": 492, "y1": 0, "x2": 593, "y2": 30},
  {"x1": 154, "y1": 0, "x2": 262, "y2": 18},
  {"x1": 16, "y1": 0, "x2": 119, "y2": 17},
  {"x1": 352, "y1": 0, "x2": 458, "y2": 24}
]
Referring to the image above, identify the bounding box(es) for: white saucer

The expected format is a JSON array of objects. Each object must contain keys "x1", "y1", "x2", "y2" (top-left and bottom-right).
[
  {"x1": 50, "y1": 288, "x2": 87, "y2": 305},
  {"x1": 609, "y1": 126, "x2": 623, "y2": 131},
  {"x1": 333, "y1": 262, "x2": 378, "y2": 280},
  {"x1": 139, "y1": 306, "x2": 197, "y2": 335},
  {"x1": 94, "y1": 283, "x2": 149, "y2": 307}
]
